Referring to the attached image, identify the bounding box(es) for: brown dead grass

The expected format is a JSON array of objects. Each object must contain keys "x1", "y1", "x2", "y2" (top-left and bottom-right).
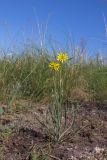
[{"x1": 71, "y1": 88, "x2": 95, "y2": 103}]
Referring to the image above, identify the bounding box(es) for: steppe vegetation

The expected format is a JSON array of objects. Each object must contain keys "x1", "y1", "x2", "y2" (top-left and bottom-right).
[{"x1": 0, "y1": 39, "x2": 107, "y2": 159}]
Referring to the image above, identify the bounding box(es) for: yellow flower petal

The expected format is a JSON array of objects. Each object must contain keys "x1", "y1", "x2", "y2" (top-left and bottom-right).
[
  {"x1": 57, "y1": 53, "x2": 68, "y2": 63},
  {"x1": 49, "y1": 62, "x2": 60, "y2": 71}
]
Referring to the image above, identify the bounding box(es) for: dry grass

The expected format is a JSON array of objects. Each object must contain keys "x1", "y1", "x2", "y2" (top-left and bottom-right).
[{"x1": 0, "y1": 49, "x2": 106, "y2": 105}]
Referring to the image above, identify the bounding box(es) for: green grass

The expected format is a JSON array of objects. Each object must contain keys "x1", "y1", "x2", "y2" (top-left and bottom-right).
[{"x1": 0, "y1": 47, "x2": 107, "y2": 105}]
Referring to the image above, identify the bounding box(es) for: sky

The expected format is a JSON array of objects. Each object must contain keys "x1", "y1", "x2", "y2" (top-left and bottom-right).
[{"x1": 0, "y1": 0, "x2": 107, "y2": 56}]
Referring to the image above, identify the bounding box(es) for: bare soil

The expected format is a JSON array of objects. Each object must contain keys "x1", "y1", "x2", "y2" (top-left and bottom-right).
[{"x1": 0, "y1": 101, "x2": 107, "y2": 160}]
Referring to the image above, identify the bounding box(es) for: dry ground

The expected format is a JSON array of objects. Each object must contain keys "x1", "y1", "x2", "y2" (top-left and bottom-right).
[{"x1": 0, "y1": 100, "x2": 107, "y2": 160}]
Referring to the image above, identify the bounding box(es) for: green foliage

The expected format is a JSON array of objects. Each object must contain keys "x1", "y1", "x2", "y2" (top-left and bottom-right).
[
  {"x1": 87, "y1": 65, "x2": 107, "y2": 101},
  {"x1": 0, "y1": 107, "x2": 4, "y2": 115},
  {"x1": 30, "y1": 153, "x2": 49, "y2": 160},
  {"x1": 0, "y1": 48, "x2": 106, "y2": 104}
]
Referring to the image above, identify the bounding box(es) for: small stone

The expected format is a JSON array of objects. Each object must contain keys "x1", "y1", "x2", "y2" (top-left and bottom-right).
[{"x1": 94, "y1": 147, "x2": 104, "y2": 154}]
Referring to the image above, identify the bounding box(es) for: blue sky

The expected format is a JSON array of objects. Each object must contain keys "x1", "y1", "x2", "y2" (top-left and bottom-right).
[{"x1": 0, "y1": 0, "x2": 107, "y2": 56}]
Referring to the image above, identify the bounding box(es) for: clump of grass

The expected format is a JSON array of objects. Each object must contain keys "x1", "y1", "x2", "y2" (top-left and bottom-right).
[
  {"x1": 34, "y1": 52, "x2": 86, "y2": 142},
  {"x1": 0, "y1": 45, "x2": 107, "y2": 106},
  {"x1": 0, "y1": 50, "x2": 51, "y2": 104},
  {"x1": 30, "y1": 152, "x2": 49, "y2": 160}
]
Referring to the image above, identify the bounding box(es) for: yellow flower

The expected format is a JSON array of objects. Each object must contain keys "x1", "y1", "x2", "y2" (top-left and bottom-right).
[
  {"x1": 57, "y1": 53, "x2": 68, "y2": 63},
  {"x1": 49, "y1": 62, "x2": 60, "y2": 71}
]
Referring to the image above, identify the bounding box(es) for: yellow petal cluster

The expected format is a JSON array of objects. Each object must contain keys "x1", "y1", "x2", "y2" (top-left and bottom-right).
[
  {"x1": 57, "y1": 53, "x2": 68, "y2": 63},
  {"x1": 49, "y1": 62, "x2": 60, "y2": 71}
]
